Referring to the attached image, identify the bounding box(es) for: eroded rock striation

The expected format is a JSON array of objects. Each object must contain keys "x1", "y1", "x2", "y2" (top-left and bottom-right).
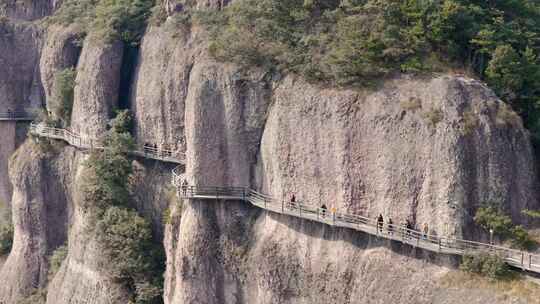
[{"x1": 0, "y1": 2, "x2": 538, "y2": 304}]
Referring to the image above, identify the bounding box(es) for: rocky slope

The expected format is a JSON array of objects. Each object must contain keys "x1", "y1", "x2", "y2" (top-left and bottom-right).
[{"x1": 0, "y1": 1, "x2": 539, "y2": 304}]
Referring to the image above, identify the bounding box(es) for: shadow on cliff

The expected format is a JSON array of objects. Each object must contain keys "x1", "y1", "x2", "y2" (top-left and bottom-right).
[{"x1": 255, "y1": 205, "x2": 461, "y2": 269}]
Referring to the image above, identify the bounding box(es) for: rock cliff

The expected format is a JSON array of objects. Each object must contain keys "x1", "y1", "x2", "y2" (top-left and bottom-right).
[{"x1": 0, "y1": 2, "x2": 539, "y2": 304}]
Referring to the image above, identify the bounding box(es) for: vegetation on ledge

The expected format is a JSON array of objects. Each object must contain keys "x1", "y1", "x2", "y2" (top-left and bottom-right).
[
  {"x1": 47, "y1": 0, "x2": 155, "y2": 44},
  {"x1": 81, "y1": 110, "x2": 164, "y2": 304},
  {"x1": 197, "y1": 0, "x2": 540, "y2": 143}
]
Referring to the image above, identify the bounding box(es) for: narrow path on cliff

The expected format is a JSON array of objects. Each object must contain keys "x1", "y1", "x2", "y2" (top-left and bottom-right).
[
  {"x1": 29, "y1": 123, "x2": 184, "y2": 164},
  {"x1": 29, "y1": 122, "x2": 540, "y2": 275},
  {"x1": 0, "y1": 111, "x2": 36, "y2": 121},
  {"x1": 170, "y1": 167, "x2": 540, "y2": 275}
]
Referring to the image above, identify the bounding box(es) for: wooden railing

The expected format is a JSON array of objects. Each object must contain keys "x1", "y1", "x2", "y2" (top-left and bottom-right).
[
  {"x1": 29, "y1": 123, "x2": 185, "y2": 164},
  {"x1": 171, "y1": 167, "x2": 540, "y2": 274},
  {"x1": 0, "y1": 111, "x2": 36, "y2": 121}
]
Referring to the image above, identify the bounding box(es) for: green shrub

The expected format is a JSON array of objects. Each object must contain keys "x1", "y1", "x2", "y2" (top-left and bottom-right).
[
  {"x1": 197, "y1": 0, "x2": 540, "y2": 145},
  {"x1": 510, "y1": 226, "x2": 536, "y2": 251},
  {"x1": 474, "y1": 206, "x2": 514, "y2": 238},
  {"x1": 0, "y1": 223, "x2": 13, "y2": 255},
  {"x1": 461, "y1": 253, "x2": 512, "y2": 280},
  {"x1": 474, "y1": 206, "x2": 537, "y2": 250},
  {"x1": 79, "y1": 111, "x2": 164, "y2": 303},
  {"x1": 82, "y1": 110, "x2": 135, "y2": 211},
  {"x1": 49, "y1": 0, "x2": 155, "y2": 44},
  {"x1": 48, "y1": 245, "x2": 68, "y2": 278},
  {"x1": 17, "y1": 289, "x2": 47, "y2": 304},
  {"x1": 53, "y1": 68, "x2": 76, "y2": 126},
  {"x1": 97, "y1": 206, "x2": 163, "y2": 304}
]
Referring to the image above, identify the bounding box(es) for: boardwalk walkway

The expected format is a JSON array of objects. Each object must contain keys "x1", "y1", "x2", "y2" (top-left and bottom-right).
[
  {"x1": 29, "y1": 123, "x2": 185, "y2": 164},
  {"x1": 0, "y1": 111, "x2": 36, "y2": 121},
  {"x1": 29, "y1": 121, "x2": 540, "y2": 274},
  {"x1": 171, "y1": 167, "x2": 540, "y2": 274}
]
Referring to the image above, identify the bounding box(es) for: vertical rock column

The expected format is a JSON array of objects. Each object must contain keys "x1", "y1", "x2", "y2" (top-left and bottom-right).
[{"x1": 70, "y1": 39, "x2": 123, "y2": 137}]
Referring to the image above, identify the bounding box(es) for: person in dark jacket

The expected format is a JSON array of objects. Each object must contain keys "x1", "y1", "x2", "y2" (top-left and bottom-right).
[
  {"x1": 321, "y1": 204, "x2": 328, "y2": 218},
  {"x1": 377, "y1": 214, "x2": 384, "y2": 233},
  {"x1": 387, "y1": 218, "x2": 394, "y2": 235}
]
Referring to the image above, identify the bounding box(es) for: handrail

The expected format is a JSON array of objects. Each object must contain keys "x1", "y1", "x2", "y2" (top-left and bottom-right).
[
  {"x1": 0, "y1": 111, "x2": 36, "y2": 121},
  {"x1": 171, "y1": 167, "x2": 540, "y2": 274},
  {"x1": 29, "y1": 122, "x2": 186, "y2": 164}
]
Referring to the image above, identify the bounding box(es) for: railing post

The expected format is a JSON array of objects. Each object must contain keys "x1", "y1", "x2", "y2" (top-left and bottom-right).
[
  {"x1": 281, "y1": 200, "x2": 284, "y2": 213},
  {"x1": 299, "y1": 204, "x2": 302, "y2": 217},
  {"x1": 333, "y1": 211, "x2": 336, "y2": 224},
  {"x1": 438, "y1": 239, "x2": 441, "y2": 252},
  {"x1": 264, "y1": 198, "x2": 267, "y2": 209},
  {"x1": 317, "y1": 208, "x2": 319, "y2": 220},
  {"x1": 521, "y1": 252, "x2": 524, "y2": 267},
  {"x1": 529, "y1": 254, "x2": 532, "y2": 269}
]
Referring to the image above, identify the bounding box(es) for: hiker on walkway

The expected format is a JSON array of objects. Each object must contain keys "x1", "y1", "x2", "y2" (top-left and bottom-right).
[
  {"x1": 423, "y1": 223, "x2": 429, "y2": 239},
  {"x1": 321, "y1": 204, "x2": 327, "y2": 218},
  {"x1": 288, "y1": 194, "x2": 296, "y2": 210},
  {"x1": 181, "y1": 179, "x2": 188, "y2": 196},
  {"x1": 387, "y1": 218, "x2": 394, "y2": 235},
  {"x1": 377, "y1": 214, "x2": 384, "y2": 233},
  {"x1": 405, "y1": 219, "x2": 413, "y2": 238}
]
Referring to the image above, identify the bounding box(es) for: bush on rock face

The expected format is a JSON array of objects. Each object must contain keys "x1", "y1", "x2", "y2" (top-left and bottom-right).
[
  {"x1": 49, "y1": 0, "x2": 154, "y2": 44},
  {"x1": 0, "y1": 223, "x2": 13, "y2": 255},
  {"x1": 53, "y1": 67, "x2": 76, "y2": 126},
  {"x1": 79, "y1": 111, "x2": 164, "y2": 304},
  {"x1": 461, "y1": 253, "x2": 512, "y2": 280},
  {"x1": 474, "y1": 206, "x2": 536, "y2": 250}
]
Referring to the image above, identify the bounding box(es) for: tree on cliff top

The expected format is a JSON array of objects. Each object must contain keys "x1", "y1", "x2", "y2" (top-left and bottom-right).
[
  {"x1": 48, "y1": 0, "x2": 155, "y2": 45},
  {"x1": 199, "y1": 0, "x2": 540, "y2": 143}
]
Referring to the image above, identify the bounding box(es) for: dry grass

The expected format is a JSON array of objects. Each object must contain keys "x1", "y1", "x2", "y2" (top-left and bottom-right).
[
  {"x1": 440, "y1": 270, "x2": 540, "y2": 304},
  {"x1": 462, "y1": 109, "x2": 479, "y2": 136},
  {"x1": 400, "y1": 97, "x2": 422, "y2": 111},
  {"x1": 423, "y1": 108, "x2": 444, "y2": 127},
  {"x1": 496, "y1": 104, "x2": 522, "y2": 127}
]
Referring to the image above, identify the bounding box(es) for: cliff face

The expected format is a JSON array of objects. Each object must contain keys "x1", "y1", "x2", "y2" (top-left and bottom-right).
[
  {"x1": 0, "y1": 16, "x2": 44, "y2": 211},
  {"x1": 0, "y1": 2, "x2": 539, "y2": 304},
  {"x1": 0, "y1": 142, "x2": 75, "y2": 303}
]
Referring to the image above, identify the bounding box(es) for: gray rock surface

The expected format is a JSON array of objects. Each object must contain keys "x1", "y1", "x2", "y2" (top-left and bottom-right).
[
  {"x1": 0, "y1": 142, "x2": 73, "y2": 303},
  {"x1": 0, "y1": 18, "x2": 43, "y2": 215},
  {"x1": 1, "y1": 5, "x2": 539, "y2": 303},
  {"x1": 40, "y1": 24, "x2": 81, "y2": 118},
  {"x1": 71, "y1": 38, "x2": 123, "y2": 137},
  {"x1": 0, "y1": 0, "x2": 59, "y2": 21},
  {"x1": 46, "y1": 155, "x2": 129, "y2": 304},
  {"x1": 161, "y1": 23, "x2": 537, "y2": 302}
]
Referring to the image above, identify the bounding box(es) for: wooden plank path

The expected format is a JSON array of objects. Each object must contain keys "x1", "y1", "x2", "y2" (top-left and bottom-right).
[
  {"x1": 171, "y1": 167, "x2": 540, "y2": 274},
  {"x1": 29, "y1": 123, "x2": 185, "y2": 164},
  {"x1": 0, "y1": 111, "x2": 36, "y2": 121}
]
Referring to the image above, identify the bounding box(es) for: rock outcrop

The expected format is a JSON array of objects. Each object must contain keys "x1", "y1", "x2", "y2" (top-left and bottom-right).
[
  {"x1": 46, "y1": 156, "x2": 129, "y2": 304},
  {"x1": 40, "y1": 24, "x2": 82, "y2": 118},
  {"x1": 0, "y1": 142, "x2": 74, "y2": 303},
  {"x1": 71, "y1": 38, "x2": 123, "y2": 137},
  {"x1": 0, "y1": 19, "x2": 44, "y2": 207},
  {"x1": 0, "y1": 0, "x2": 59, "y2": 21},
  {"x1": 0, "y1": 3, "x2": 539, "y2": 304}
]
